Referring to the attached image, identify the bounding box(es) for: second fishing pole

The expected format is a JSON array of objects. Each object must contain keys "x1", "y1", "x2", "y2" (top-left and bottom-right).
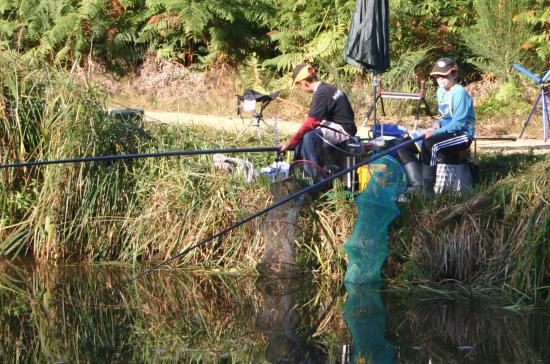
[{"x1": 0, "y1": 146, "x2": 280, "y2": 170}]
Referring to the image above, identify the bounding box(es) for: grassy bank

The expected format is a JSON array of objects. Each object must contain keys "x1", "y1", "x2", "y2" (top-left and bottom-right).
[
  {"x1": 1, "y1": 55, "x2": 549, "y2": 305},
  {"x1": 389, "y1": 153, "x2": 550, "y2": 304}
]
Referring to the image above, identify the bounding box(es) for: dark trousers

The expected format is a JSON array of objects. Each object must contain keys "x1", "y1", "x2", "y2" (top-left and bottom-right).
[
  {"x1": 294, "y1": 129, "x2": 323, "y2": 166},
  {"x1": 293, "y1": 129, "x2": 325, "y2": 180},
  {"x1": 398, "y1": 132, "x2": 471, "y2": 166}
]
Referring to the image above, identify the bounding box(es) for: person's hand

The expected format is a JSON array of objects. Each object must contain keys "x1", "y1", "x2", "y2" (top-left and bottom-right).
[
  {"x1": 423, "y1": 130, "x2": 435, "y2": 138},
  {"x1": 278, "y1": 141, "x2": 292, "y2": 152}
]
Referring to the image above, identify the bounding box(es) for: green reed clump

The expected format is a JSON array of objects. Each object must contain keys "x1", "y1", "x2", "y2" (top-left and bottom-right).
[
  {"x1": 392, "y1": 155, "x2": 550, "y2": 304},
  {"x1": 0, "y1": 54, "x2": 282, "y2": 268},
  {"x1": 0, "y1": 52, "x2": 154, "y2": 259}
]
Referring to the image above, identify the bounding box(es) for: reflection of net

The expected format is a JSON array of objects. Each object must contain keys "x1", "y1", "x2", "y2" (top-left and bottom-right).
[
  {"x1": 257, "y1": 178, "x2": 309, "y2": 278},
  {"x1": 255, "y1": 277, "x2": 302, "y2": 363},
  {"x1": 343, "y1": 282, "x2": 396, "y2": 363},
  {"x1": 343, "y1": 156, "x2": 407, "y2": 283}
]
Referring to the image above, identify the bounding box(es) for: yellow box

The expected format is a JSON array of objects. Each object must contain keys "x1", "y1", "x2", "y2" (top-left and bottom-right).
[{"x1": 358, "y1": 164, "x2": 387, "y2": 192}]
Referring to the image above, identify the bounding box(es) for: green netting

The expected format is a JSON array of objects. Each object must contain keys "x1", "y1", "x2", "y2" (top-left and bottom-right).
[
  {"x1": 257, "y1": 177, "x2": 310, "y2": 278},
  {"x1": 343, "y1": 282, "x2": 396, "y2": 363},
  {"x1": 343, "y1": 155, "x2": 408, "y2": 283}
]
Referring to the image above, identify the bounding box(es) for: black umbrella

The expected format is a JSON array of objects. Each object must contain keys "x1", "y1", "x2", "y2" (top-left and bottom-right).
[
  {"x1": 343, "y1": 0, "x2": 390, "y2": 131},
  {"x1": 343, "y1": 0, "x2": 390, "y2": 73}
]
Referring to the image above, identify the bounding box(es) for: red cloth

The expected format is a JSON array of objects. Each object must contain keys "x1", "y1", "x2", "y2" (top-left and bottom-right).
[{"x1": 288, "y1": 116, "x2": 321, "y2": 146}]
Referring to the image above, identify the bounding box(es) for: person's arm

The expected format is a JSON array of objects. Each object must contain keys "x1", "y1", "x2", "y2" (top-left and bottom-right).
[
  {"x1": 434, "y1": 89, "x2": 471, "y2": 135},
  {"x1": 278, "y1": 116, "x2": 321, "y2": 152},
  {"x1": 279, "y1": 87, "x2": 327, "y2": 151}
]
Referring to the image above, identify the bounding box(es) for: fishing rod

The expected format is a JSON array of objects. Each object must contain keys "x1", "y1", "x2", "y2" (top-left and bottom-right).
[
  {"x1": 0, "y1": 146, "x2": 279, "y2": 170},
  {"x1": 131, "y1": 135, "x2": 425, "y2": 281}
]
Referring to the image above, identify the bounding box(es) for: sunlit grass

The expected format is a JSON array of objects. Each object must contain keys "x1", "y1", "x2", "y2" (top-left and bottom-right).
[{"x1": 1, "y1": 54, "x2": 550, "y2": 305}]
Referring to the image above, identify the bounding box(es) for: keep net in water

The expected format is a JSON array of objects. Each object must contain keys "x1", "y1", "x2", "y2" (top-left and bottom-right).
[
  {"x1": 256, "y1": 175, "x2": 311, "y2": 278},
  {"x1": 258, "y1": 155, "x2": 406, "y2": 283},
  {"x1": 343, "y1": 155, "x2": 407, "y2": 283}
]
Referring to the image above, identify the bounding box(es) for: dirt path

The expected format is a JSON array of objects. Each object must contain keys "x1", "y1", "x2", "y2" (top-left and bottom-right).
[
  {"x1": 144, "y1": 111, "x2": 301, "y2": 135},
  {"x1": 145, "y1": 111, "x2": 550, "y2": 153}
]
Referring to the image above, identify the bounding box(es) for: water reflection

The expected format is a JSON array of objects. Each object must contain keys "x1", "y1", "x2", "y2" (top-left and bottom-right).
[
  {"x1": 255, "y1": 277, "x2": 330, "y2": 363},
  {"x1": 343, "y1": 283, "x2": 395, "y2": 363},
  {"x1": 385, "y1": 296, "x2": 550, "y2": 363},
  {"x1": 1, "y1": 261, "x2": 549, "y2": 363}
]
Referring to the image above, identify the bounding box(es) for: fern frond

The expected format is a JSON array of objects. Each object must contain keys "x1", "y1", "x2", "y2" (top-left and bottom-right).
[
  {"x1": 307, "y1": 29, "x2": 346, "y2": 60},
  {"x1": 47, "y1": 13, "x2": 80, "y2": 46},
  {"x1": 262, "y1": 52, "x2": 306, "y2": 72}
]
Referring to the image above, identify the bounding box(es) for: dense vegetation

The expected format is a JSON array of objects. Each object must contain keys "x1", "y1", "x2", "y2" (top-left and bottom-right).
[
  {"x1": 0, "y1": 53, "x2": 548, "y2": 306},
  {"x1": 1, "y1": 0, "x2": 548, "y2": 80}
]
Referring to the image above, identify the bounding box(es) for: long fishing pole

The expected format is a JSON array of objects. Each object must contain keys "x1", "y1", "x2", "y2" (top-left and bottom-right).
[
  {"x1": 132, "y1": 135, "x2": 424, "y2": 281},
  {"x1": 0, "y1": 146, "x2": 279, "y2": 170}
]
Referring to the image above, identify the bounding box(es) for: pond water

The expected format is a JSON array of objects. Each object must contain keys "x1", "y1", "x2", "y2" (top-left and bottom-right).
[{"x1": 1, "y1": 261, "x2": 549, "y2": 363}]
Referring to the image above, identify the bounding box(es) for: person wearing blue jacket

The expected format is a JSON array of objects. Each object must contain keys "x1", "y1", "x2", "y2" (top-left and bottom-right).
[{"x1": 398, "y1": 57, "x2": 475, "y2": 195}]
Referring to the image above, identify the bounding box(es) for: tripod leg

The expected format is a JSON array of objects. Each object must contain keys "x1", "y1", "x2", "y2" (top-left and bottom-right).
[
  {"x1": 380, "y1": 97, "x2": 386, "y2": 116},
  {"x1": 361, "y1": 95, "x2": 381, "y2": 128},
  {"x1": 422, "y1": 97, "x2": 433, "y2": 118},
  {"x1": 254, "y1": 116, "x2": 261, "y2": 139},
  {"x1": 519, "y1": 93, "x2": 542, "y2": 139},
  {"x1": 237, "y1": 118, "x2": 255, "y2": 138},
  {"x1": 413, "y1": 98, "x2": 422, "y2": 131}
]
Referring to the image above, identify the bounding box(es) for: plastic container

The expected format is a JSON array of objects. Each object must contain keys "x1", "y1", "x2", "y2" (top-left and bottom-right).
[
  {"x1": 357, "y1": 164, "x2": 387, "y2": 192},
  {"x1": 371, "y1": 123, "x2": 408, "y2": 138},
  {"x1": 260, "y1": 162, "x2": 290, "y2": 182}
]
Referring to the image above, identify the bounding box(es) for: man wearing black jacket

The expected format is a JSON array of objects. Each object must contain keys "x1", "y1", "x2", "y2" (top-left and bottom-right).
[{"x1": 278, "y1": 64, "x2": 357, "y2": 178}]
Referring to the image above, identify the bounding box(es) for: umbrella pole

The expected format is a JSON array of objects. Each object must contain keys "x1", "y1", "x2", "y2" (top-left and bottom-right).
[{"x1": 373, "y1": 72, "x2": 382, "y2": 137}]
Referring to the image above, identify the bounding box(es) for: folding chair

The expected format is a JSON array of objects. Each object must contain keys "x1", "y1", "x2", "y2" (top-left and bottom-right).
[{"x1": 361, "y1": 77, "x2": 433, "y2": 132}]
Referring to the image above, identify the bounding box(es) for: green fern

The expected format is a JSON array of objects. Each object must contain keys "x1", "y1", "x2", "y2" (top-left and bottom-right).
[
  {"x1": 514, "y1": 6, "x2": 550, "y2": 64},
  {"x1": 262, "y1": 52, "x2": 306, "y2": 72},
  {"x1": 462, "y1": 0, "x2": 535, "y2": 81}
]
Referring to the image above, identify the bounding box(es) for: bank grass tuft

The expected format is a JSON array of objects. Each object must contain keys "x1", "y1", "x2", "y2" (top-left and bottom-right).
[{"x1": 390, "y1": 154, "x2": 550, "y2": 304}]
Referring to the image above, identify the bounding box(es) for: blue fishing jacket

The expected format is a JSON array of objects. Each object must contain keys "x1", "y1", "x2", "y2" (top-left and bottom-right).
[{"x1": 434, "y1": 84, "x2": 476, "y2": 140}]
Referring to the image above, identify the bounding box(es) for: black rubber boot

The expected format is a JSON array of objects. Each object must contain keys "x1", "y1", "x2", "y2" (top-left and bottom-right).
[
  {"x1": 403, "y1": 161, "x2": 422, "y2": 191},
  {"x1": 422, "y1": 165, "x2": 436, "y2": 197}
]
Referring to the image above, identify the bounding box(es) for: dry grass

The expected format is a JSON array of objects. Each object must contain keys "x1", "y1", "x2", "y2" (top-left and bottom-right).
[{"x1": 392, "y1": 156, "x2": 550, "y2": 303}]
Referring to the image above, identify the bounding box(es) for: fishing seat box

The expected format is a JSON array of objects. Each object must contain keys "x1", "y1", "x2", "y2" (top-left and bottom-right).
[
  {"x1": 370, "y1": 123, "x2": 408, "y2": 157},
  {"x1": 109, "y1": 108, "x2": 145, "y2": 125},
  {"x1": 434, "y1": 143, "x2": 475, "y2": 194},
  {"x1": 321, "y1": 137, "x2": 365, "y2": 191}
]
